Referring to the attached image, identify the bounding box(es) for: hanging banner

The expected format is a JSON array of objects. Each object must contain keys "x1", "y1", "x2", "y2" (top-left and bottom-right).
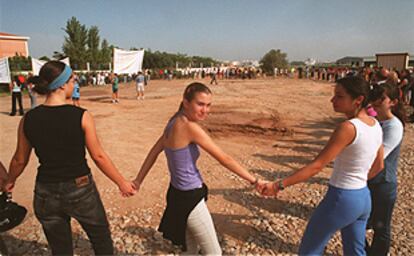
[
  {"x1": 0, "y1": 57, "x2": 11, "y2": 83},
  {"x1": 113, "y1": 48, "x2": 144, "y2": 75},
  {"x1": 32, "y1": 57, "x2": 71, "y2": 75},
  {"x1": 31, "y1": 58, "x2": 46, "y2": 76}
]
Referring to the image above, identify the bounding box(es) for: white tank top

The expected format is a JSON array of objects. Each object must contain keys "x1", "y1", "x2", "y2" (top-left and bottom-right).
[{"x1": 329, "y1": 118, "x2": 383, "y2": 189}]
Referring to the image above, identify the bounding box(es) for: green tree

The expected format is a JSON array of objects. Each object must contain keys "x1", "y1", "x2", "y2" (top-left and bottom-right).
[
  {"x1": 87, "y1": 26, "x2": 100, "y2": 70},
  {"x1": 260, "y1": 49, "x2": 288, "y2": 74},
  {"x1": 99, "y1": 39, "x2": 112, "y2": 69},
  {"x1": 8, "y1": 55, "x2": 31, "y2": 72},
  {"x1": 39, "y1": 56, "x2": 51, "y2": 61},
  {"x1": 62, "y1": 17, "x2": 88, "y2": 70}
]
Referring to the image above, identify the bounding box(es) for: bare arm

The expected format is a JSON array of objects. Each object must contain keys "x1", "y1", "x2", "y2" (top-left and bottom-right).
[
  {"x1": 189, "y1": 122, "x2": 257, "y2": 185},
  {"x1": 133, "y1": 135, "x2": 164, "y2": 188},
  {"x1": 367, "y1": 145, "x2": 385, "y2": 180},
  {"x1": 82, "y1": 111, "x2": 135, "y2": 196},
  {"x1": 0, "y1": 162, "x2": 8, "y2": 191},
  {"x1": 280, "y1": 121, "x2": 355, "y2": 188},
  {"x1": 6, "y1": 117, "x2": 33, "y2": 191}
]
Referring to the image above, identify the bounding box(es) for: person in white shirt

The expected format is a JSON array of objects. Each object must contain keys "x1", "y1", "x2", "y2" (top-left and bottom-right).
[{"x1": 260, "y1": 76, "x2": 384, "y2": 256}]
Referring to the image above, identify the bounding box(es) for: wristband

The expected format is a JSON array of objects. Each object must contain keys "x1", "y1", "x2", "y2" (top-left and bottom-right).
[{"x1": 278, "y1": 180, "x2": 285, "y2": 191}]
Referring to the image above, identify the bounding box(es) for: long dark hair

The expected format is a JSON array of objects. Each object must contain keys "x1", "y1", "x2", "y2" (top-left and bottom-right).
[
  {"x1": 28, "y1": 61, "x2": 67, "y2": 95},
  {"x1": 336, "y1": 76, "x2": 370, "y2": 109},
  {"x1": 369, "y1": 83, "x2": 406, "y2": 127}
]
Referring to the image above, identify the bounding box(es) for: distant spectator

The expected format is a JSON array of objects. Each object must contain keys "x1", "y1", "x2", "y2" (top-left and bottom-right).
[
  {"x1": 9, "y1": 76, "x2": 24, "y2": 116},
  {"x1": 135, "y1": 71, "x2": 145, "y2": 100}
]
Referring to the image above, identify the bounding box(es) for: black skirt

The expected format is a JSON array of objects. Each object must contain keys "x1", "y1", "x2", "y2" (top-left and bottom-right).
[{"x1": 158, "y1": 183, "x2": 208, "y2": 251}]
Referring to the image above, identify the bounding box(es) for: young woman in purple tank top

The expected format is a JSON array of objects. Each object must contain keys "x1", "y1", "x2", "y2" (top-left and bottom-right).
[{"x1": 133, "y1": 82, "x2": 264, "y2": 255}]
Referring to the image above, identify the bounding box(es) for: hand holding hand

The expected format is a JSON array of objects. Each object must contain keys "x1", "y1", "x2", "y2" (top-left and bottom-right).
[
  {"x1": 261, "y1": 182, "x2": 279, "y2": 197},
  {"x1": 4, "y1": 180, "x2": 15, "y2": 193},
  {"x1": 255, "y1": 179, "x2": 267, "y2": 194},
  {"x1": 118, "y1": 180, "x2": 136, "y2": 197},
  {"x1": 132, "y1": 179, "x2": 141, "y2": 193}
]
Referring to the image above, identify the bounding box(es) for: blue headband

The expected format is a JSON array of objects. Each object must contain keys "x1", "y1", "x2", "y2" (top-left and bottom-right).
[{"x1": 48, "y1": 65, "x2": 73, "y2": 90}]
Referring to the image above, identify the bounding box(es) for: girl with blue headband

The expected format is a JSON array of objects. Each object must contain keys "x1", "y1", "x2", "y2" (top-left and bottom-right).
[{"x1": 5, "y1": 61, "x2": 136, "y2": 255}]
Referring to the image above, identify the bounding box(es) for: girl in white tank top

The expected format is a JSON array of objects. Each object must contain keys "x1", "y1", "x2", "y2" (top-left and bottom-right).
[{"x1": 259, "y1": 76, "x2": 384, "y2": 255}]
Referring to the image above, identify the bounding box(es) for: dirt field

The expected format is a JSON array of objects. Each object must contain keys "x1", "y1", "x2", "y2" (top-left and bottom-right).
[{"x1": 0, "y1": 78, "x2": 413, "y2": 255}]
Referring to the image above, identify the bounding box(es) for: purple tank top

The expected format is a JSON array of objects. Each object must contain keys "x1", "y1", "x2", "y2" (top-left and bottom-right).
[{"x1": 164, "y1": 115, "x2": 203, "y2": 191}]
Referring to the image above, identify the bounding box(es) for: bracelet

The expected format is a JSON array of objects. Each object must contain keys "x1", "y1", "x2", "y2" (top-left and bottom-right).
[{"x1": 278, "y1": 180, "x2": 285, "y2": 191}]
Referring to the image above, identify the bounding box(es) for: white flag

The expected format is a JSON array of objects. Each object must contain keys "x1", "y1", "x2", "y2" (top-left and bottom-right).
[{"x1": 113, "y1": 48, "x2": 144, "y2": 75}]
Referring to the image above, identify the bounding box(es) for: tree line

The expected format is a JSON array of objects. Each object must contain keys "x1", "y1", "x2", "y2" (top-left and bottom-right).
[{"x1": 9, "y1": 17, "x2": 288, "y2": 75}]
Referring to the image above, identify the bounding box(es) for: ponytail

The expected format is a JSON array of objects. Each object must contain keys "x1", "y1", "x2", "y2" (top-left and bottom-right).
[
  {"x1": 28, "y1": 76, "x2": 50, "y2": 95},
  {"x1": 30, "y1": 61, "x2": 67, "y2": 95}
]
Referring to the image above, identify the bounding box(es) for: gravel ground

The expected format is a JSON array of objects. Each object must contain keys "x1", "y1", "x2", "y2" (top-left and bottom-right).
[{"x1": 0, "y1": 78, "x2": 412, "y2": 255}]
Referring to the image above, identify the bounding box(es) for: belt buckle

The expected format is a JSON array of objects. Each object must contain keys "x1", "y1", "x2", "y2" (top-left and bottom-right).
[{"x1": 75, "y1": 175, "x2": 89, "y2": 187}]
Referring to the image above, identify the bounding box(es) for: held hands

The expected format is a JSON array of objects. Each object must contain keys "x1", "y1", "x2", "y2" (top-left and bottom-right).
[
  {"x1": 255, "y1": 180, "x2": 280, "y2": 197},
  {"x1": 3, "y1": 179, "x2": 15, "y2": 193},
  {"x1": 118, "y1": 179, "x2": 137, "y2": 197},
  {"x1": 132, "y1": 179, "x2": 141, "y2": 193},
  {"x1": 261, "y1": 182, "x2": 279, "y2": 197}
]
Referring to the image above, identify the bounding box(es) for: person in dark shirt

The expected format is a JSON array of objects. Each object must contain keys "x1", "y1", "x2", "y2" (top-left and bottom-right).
[{"x1": 5, "y1": 61, "x2": 136, "y2": 255}]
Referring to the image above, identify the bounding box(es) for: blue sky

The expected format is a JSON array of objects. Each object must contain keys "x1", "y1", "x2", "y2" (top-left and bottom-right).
[{"x1": 1, "y1": 0, "x2": 413, "y2": 62}]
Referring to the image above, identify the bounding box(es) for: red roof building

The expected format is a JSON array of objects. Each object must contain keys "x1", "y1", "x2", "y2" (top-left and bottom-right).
[{"x1": 0, "y1": 32, "x2": 30, "y2": 58}]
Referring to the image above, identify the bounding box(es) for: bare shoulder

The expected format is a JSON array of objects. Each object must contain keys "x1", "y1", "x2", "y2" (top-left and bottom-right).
[
  {"x1": 337, "y1": 120, "x2": 356, "y2": 131},
  {"x1": 186, "y1": 119, "x2": 205, "y2": 135},
  {"x1": 81, "y1": 110, "x2": 94, "y2": 128},
  {"x1": 333, "y1": 120, "x2": 356, "y2": 143}
]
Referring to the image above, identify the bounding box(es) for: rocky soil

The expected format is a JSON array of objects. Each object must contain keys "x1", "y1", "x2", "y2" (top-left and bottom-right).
[{"x1": 0, "y1": 78, "x2": 412, "y2": 255}]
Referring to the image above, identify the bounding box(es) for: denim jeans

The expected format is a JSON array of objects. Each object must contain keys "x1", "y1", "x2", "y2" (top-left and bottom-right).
[
  {"x1": 299, "y1": 185, "x2": 371, "y2": 256},
  {"x1": 34, "y1": 175, "x2": 113, "y2": 255},
  {"x1": 366, "y1": 182, "x2": 397, "y2": 256}
]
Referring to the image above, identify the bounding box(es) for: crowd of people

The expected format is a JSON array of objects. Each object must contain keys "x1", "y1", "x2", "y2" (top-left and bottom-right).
[{"x1": 0, "y1": 60, "x2": 411, "y2": 255}]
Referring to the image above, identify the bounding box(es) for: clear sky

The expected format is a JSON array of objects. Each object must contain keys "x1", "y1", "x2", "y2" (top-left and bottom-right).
[{"x1": 1, "y1": 0, "x2": 413, "y2": 62}]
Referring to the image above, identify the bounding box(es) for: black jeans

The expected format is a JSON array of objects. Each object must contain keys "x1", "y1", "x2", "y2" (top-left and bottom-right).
[
  {"x1": 366, "y1": 182, "x2": 397, "y2": 256},
  {"x1": 11, "y1": 92, "x2": 24, "y2": 115},
  {"x1": 34, "y1": 175, "x2": 113, "y2": 255}
]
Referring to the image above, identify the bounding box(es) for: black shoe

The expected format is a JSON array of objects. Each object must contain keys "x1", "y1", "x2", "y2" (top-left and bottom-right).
[
  {"x1": 19, "y1": 112, "x2": 24, "y2": 116},
  {"x1": 9, "y1": 113, "x2": 15, "y2": 116}
]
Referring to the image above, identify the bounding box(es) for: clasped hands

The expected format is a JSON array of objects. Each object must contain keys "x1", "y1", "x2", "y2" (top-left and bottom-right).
[
  {"x1": 118, "y1": 178, "x2": 282, "y2": 198},
  {"x1": 254, "y1": 179, "x2": 281, "y2": 197}
]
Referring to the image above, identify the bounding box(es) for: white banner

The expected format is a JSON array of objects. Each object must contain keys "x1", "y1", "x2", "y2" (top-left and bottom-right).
[
  {"x1": 113, "y1": 48, "x2": 144, "y2": 75},
  {"x1": 31, "y1": 58, "x2": 46, "y2": 76},
  {"x1": 32, "y1": 57, "x2": 71, "y2": 75},
  {"x1": 0, "y1": 57, "x2": 11, "y2": 83}
]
